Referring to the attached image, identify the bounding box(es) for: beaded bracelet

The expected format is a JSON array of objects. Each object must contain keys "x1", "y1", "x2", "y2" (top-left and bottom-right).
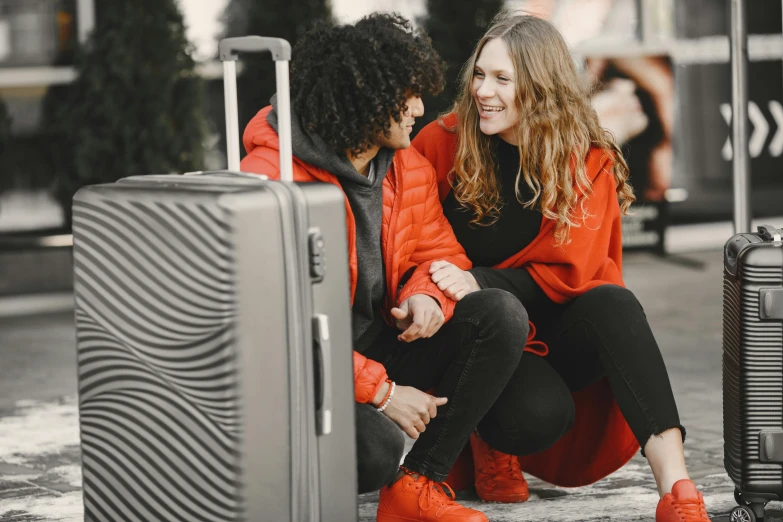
[
  {"x1": 377, "y1": 381, "x2": 396, "y2": 412},
  {"x1": 375, "y1": 379, "x2": 393, "y2": 407}
]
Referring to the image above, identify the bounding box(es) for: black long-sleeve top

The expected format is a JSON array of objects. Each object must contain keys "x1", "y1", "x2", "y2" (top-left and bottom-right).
[{"x1": 441, "y1": 136, "x2": 554, "y2": 311}]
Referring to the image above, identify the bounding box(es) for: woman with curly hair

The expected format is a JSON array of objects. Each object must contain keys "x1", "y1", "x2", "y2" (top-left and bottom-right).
[
  {"x1": 240, "y1": 14, "x2": 540, "y2": 522},
  {"x1": 413, "y1": 13, "x2": 712, "y2": 522}
]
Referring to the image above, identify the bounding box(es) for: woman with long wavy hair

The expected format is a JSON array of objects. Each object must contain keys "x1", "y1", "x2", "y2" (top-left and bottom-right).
[{"x1": 413, "y1": 12, "x2": 711, "y2": 522}]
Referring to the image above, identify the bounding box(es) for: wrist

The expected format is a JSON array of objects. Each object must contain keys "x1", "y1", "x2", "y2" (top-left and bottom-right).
[
  {"x1": 466, "y1": 271, "x2": 481, "y2": 292},
  {"x1": 372, "y1": 380, "x2": 391, "y2": 407},
  {"x1": 376, "y1": 381, "x2": 396, "y2": 413},
  {"x1": 401, "y1": 293, "x2": 441, "y2": 308}
]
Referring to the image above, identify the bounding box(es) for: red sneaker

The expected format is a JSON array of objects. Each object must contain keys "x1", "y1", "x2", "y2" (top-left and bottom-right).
[
  {"x1": 377, "y1": 471, "x2": 488, "y2": 522},
  {"x1": 656, "y1": 479, "x2": 711, "y2": 521},
  {"x1": 469, "y1": 432, "x2": 529, "y2": 503}
]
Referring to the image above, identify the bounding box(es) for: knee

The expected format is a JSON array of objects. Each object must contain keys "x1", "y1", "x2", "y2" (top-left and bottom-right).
[
  {"x1": 579, "y1": 285, "x2": 642, "y2": 315},
  {"x1": 459, "y1": 289, "x2": 529, "y2": 341},
  {"x1": 355, "y1": 405, "x2": 405, "y2": 493},
  {"x1": 482, "y1": 388, "x2": 575, "y2": 456},
  {"x1": 518, "y1": 391, "x2": 575, "y2": 454},
  {"x1": 357, "y1": 441, "x2": 403, "y2": 493}
]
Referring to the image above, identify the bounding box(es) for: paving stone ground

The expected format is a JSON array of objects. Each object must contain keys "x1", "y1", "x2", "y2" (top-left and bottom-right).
[{"x1": 1, "y1": 249, "x2": 781, "y2": 521}]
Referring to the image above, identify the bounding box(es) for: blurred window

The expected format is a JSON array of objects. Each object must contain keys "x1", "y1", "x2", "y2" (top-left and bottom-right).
[
  {"x1": 0, "y1": 85, "x2": 59, "y2": 193},
  {"x1": 0, "y1": 0, "x2": 76, "y2": 68},
  {"x1": 1, "y1": 86, "x2": 46, "y2": 135}
]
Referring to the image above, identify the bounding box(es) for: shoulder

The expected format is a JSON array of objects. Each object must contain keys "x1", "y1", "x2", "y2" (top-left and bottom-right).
[
  {"x1": 395, "y1": 146, "x2": 435, "y2": 179},
  {"x1": 412, "y1": 117, "x2": 458, "y2": 151},
  {"x1": 240, "y1": 145, "x2": 280, "y2": 177},
  {"x1": 411, "y1": 116, "x2": 459, "y2": 185},
  {"x1": 578, "y1": 147, "x2": 620, "y2": 211},
  {"x1": 585, "y1": 146, "x2": 616, "y2": 185}
]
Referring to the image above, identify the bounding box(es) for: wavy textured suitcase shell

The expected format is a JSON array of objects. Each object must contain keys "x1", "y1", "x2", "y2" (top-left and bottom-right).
[{"x1": 74, "y1": 194, "x2": 245, "y2": 521}]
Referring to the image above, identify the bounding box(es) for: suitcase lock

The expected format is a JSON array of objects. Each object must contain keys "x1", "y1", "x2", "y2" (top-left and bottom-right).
[{"x1": 308, "y1": 229, "x2": 326, "y2": 282}]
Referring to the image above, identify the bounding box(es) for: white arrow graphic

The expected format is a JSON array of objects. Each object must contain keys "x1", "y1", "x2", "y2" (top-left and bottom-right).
[
  {"x1": 720, "y1": 102, "x2": 775, "y2": 159},
  {"x1": 720, "y1": 103, "x2": 733, "y2": 160},
  {"x1": 748, "y1": 101, "x2": 769, "y2": 158},
  {"x1": 768, "y1": 100, "x2": 783, "y2": 157}
]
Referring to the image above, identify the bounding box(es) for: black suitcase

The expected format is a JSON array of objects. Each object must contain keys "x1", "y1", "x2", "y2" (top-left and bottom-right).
[
  {"x1": 72, "y1": 37, "x2": 358, "y2": 522},
  {"x1": 724, "y1": 224, "x2": 783, "y2": 521}
]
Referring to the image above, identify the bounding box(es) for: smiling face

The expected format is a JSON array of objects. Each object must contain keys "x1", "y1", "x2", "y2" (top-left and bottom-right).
[
  {"x1": 376, "y1": 95, "x2": 424, "y2": 150},
  {"x1": 471, "y1": 38, "x2": 521, "y2": 145}
]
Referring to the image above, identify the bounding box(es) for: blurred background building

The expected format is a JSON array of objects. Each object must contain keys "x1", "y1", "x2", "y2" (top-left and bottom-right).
[{"x1": 1, "y1": 0, "x2": 782, "y2": 298}]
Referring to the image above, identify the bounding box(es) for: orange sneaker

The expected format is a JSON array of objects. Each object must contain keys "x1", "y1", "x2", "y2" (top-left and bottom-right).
[
  {"x1": 469, "y1": 431, "x2": 529, "y2": 503},
  {"x1": 656, "y1": 479, "x2": 711, "y2": 521},
  {"x1": 377, "y1": 470, "x2": 488, "y2": 522}
]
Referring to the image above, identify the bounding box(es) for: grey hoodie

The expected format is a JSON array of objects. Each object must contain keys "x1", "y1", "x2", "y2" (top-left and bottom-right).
[{"x1": 267, "y1": 95, "x2": 394, "y2": 352}]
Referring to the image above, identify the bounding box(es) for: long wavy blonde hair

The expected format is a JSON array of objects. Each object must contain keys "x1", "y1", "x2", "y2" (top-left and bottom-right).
[{"x1": 448, "y1": 13, "x2": 635, "y2": 245}]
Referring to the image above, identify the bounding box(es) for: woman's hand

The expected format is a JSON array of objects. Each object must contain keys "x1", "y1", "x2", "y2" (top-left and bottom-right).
[
  {"x1": 377, "y1": 383, "x2": 448, "y2": 439},
  {"x1": 429, "y1": 260, "x2": 481, "y2": 301}
]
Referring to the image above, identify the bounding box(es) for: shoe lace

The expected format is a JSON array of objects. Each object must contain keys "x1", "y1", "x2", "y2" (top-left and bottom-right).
[
  {"x1": 672, "y1": 497, "x2": 709, "y2": 520},
  {"x1": 478, "y1": 447, "x2": 523, "y2": 482},
  {"x1": 414, "y1": 477, "x2": 458, "y2": 512}
]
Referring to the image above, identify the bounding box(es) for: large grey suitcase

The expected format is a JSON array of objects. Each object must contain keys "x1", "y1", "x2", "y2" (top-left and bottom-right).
[
  {"x1": 72, "y1": 37, "x2": 357, "y2": 522},
  {"x1": 724, "y1": 224, "x2": 783, "y2": 522}
]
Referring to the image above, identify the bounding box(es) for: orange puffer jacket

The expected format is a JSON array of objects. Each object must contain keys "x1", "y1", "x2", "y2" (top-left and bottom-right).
[{"x1": 241, "y1": 106, "x2": 472, "y2": 404}]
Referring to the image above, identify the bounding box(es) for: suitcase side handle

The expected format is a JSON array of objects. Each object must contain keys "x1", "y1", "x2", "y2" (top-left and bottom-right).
[
  {"x1": 758, "y1": 225, "x2": 782, "y2": 242},
  {"x1": 219, "y1": 36, "x2": 293, "y2": 183},
  {"x1": 313, "y1": 314, "x2": 333, "y2": 436}
]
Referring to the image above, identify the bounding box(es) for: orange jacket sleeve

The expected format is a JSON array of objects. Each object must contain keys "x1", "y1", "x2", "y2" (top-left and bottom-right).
[
  {"x1": 352, "y1": 351, "x2": 388, "y2": 404},
  {"x1": 397, "y1": 163, "x2": 472, "y2": 323}
]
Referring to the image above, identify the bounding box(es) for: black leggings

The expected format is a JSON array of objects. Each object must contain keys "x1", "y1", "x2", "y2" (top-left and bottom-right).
[{"x1": 479, "y1": 284, "x2": 684, "y2": 457}]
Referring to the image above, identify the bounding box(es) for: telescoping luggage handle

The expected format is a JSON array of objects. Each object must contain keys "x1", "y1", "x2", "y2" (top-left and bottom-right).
[{"x1": 219, "y1": 36, "x2": 294, "y2": 182}]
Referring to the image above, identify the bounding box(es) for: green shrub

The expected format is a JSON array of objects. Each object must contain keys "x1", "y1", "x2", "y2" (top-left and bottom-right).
[{"x1": 48, "y1": 0, "x2": 206, "y2": 227}]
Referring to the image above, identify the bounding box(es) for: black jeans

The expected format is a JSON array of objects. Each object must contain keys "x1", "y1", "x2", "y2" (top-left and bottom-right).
[
  {"x1": 513, "y1": 284, "x2": 685, "y2": 454},
  {"x1": 359, "y1": 288, "x2": 531, "y2": 482},
  {"x1": 355, "y1": 403, "x2": 406, "y2": 493}
]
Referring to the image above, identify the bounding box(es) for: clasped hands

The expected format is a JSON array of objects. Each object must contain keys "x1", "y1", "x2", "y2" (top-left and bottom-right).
[
  {"x1": 390, "y1": 260, "x2": 478, "y2": 343},
  {"x1": 378, "y1": 261, "x2": 479, "y2": 438}
]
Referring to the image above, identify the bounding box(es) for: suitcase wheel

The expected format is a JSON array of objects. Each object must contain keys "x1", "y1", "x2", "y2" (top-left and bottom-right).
[
  {"x1": 730, "y1": 505, "x2": 757, "y2": 522},
  {"x1": 733, "y1": 488, "x2": 766, "y2": 521}
]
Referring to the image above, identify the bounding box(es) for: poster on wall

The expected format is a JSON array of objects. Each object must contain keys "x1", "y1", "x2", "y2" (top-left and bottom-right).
[{"x1": 586, "y1": 55, "x2": 674, "y2": 251}]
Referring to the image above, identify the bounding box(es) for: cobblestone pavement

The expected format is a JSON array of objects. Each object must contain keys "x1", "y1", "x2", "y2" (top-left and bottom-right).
[{"x1": 2, "y1": 249, "x2": 782, "y2": 521}]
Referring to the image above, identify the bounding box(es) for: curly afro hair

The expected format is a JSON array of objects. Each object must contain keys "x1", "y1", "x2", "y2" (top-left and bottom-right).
[{"x1": 290, "y1": 13, "x2": 445, "y2": 156}]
